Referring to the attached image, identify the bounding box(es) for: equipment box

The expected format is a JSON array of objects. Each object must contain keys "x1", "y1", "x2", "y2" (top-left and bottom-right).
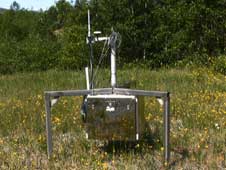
[{"x1": 85, "y1": 95, "x2": 145, "y2": 141}]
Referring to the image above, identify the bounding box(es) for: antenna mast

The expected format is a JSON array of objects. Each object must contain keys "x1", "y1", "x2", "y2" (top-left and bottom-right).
[
  {"x1": 109, "y1": 31, "x2": 117, "y2": 88},
  {"x1": 87, "y1": 9, "x2": 118, "y2": 89},
  {"x1": 88, "y1": 10, "x2": 91, "y2": 37},
  {"x1": 87, "y1": 9, "x2": 94, "y2": 89}
]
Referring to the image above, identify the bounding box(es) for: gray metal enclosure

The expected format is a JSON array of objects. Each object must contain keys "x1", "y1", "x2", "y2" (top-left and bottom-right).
[{"x1": 85, "y1": 95, "x2": 145, "y2": 141}]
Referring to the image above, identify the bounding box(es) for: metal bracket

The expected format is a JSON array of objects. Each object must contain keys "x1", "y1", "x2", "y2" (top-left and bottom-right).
[
  {"x1": 157, "y1": 97, "x2": 164, "y2": 106},
  {"x1": 44, "y1": 88, "x2": 170, "y2": 164},
  {"x1": 51, "y1": 96, "x2": 60, "y2": 107}
]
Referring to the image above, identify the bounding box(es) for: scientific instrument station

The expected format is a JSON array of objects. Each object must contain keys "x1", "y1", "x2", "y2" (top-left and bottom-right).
[{"x1": 44, "y1": 10, "x2": 171, "y2": 164}]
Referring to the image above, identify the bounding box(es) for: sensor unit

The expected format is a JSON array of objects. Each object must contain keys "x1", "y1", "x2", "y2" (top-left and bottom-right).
[{"x1": 85, "y1": 95, "x2": 145, "y2": 141}]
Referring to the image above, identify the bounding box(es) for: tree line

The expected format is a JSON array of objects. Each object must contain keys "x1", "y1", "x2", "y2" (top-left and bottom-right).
[{"x1": 0, "y1": 0, "x2": 226, "y2": 74}]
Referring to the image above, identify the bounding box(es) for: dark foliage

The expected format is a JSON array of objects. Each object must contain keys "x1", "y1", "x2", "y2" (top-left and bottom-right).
[{"x1": 0, "y1": 0, "x2": 226, "y2": 74}]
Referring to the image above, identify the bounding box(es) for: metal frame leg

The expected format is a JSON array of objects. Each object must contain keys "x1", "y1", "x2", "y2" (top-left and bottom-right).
[
  {"x1": 44, "y1": 89, "x2": 91, "y2": 159},
  {"x1": 45, "y1": 94, "x2": 52, "y2": 159},
  {"x1": 163, "y1": 93, "x2": 170, "y2": 165}
]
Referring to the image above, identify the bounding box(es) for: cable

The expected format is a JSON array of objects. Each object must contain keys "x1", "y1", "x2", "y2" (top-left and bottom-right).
[
  {"x1": 92, "y1": 32, "x2": 122, "y2": 88},
  {"x1": 93, "y1": 37, "x2": 110, "y2": 87}
]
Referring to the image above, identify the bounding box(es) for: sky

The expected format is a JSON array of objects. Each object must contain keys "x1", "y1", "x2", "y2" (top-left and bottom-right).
[{"x1": 0, "y1": 0, "x2": 73, "y2": 11}]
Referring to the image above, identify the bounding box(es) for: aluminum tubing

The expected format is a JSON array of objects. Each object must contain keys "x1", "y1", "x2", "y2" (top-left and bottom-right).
[{"x1": 111, "y1": 47, "x2": 116, "y2": 88}]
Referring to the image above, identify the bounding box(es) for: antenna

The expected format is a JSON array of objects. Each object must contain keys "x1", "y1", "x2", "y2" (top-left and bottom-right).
[
  {"x1": 87, "y1": 9, "x2": 94, "y2": 89},
  {"x1": 88, "y1": 9, "x2": 91, "y2": 38}
]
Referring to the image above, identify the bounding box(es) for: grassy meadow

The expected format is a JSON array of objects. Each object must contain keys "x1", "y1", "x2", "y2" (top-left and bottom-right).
[{"x1": 0, "y1": 67, "x2": 225, "y2": 169}]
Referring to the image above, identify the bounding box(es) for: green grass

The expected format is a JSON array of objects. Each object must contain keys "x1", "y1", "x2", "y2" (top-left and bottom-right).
[{"x1": 0, "y1": 67, "x2": 225, "y2": 169}]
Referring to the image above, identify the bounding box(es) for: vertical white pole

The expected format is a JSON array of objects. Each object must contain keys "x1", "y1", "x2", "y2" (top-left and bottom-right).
[
  {"x1": 85, "y1": 67, "x2": 90, "y2": 90},
  {"x1": 111, "y1": 45, "x2": 116, "y2": 88},
  {"x1": 88, "y1": 10, "x2": 91, "y2": 37},
  {"x1": 87, "y1": 9, "x2": 94, "y2": 89}
]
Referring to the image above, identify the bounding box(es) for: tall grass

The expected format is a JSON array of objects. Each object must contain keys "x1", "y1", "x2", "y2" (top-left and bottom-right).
[{"x1": 0, "y1": 67, "x2": 225, "y2": 169}]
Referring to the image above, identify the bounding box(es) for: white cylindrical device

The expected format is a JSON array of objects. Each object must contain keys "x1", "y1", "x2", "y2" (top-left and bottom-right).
[
  {"x1": 85, "y1": 67, "x2": 90, "y2": 90},
  {"x1": 111, "y1": 46, "x2": 116, "y2": 88}
]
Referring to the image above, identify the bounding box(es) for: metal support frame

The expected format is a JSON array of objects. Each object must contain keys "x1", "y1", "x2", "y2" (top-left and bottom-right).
[
  {"x1": 135, "y1": 98, "x2": 139, "y2": 140},
  {"x1": 44, "y1": 88, "x2": 170, "y2": 164}
]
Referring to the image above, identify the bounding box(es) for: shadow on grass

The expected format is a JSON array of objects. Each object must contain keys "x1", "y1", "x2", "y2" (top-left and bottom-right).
[
  {"x1": 98, "y1": 129, "x2": 190, "y2": 168},
  {"x1": 170, "y1": 147, "x2": 189, "y2": 167},
  {"x1": 98, "y1": 129, "x2": 162, "y2": 155}
]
